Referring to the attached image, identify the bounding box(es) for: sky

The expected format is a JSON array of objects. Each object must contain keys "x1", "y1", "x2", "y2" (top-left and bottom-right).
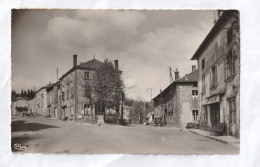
[{"x1": 11, "y1": 9, "x2": 215, "y2": 101}]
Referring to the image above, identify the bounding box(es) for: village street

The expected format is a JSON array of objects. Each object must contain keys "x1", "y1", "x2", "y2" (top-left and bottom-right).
[{"x1": 11, "y1": 116, "x2": 238, "y2": 154}]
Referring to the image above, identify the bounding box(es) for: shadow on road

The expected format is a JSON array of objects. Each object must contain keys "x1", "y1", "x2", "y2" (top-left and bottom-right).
[{"x1": 11, "y1": 120, "x2": 59, "y2": 132}]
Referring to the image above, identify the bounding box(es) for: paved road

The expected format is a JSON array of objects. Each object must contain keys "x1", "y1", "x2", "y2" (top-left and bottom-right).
[{"x1": 11, "y1": 116, "x2": 239, "y2": 154}]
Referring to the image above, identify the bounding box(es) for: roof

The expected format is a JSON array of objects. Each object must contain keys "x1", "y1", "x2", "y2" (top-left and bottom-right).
[
  {"x1": 77, "y1": 59, "x2": 103, "y2": 70},
  {"x1": 35, "y1": 85, "x2": 48, "y2": 93},
  {"x1": 152, "y1": 70, "x2": 198, "y2": 100},
  {"x1": 174, "y1": 69, "x2": 198, "y2": 83},
  {"x1": 60, "y1": 58, "x2": 103, "y2": 80},
  {"x1": 191, "y1": 10, "x2": 235, "y2": 60}
]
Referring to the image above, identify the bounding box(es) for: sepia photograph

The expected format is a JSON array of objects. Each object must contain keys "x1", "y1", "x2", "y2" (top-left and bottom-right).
[{"x1": 11, "y1": 9, "x2": 240, "y2": 154}]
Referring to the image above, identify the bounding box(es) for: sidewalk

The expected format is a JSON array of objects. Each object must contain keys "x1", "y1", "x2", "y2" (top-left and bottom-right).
[{"x1": 189, "y1": 129, "x2": 240, "y2": 148}]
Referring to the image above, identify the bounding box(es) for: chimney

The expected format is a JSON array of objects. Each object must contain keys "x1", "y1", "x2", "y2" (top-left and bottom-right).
[
  {"x1": 73, "y1": 54, "x2": 77, "y2": 67},
  {"x1": 192, "y1": 65, "x2": 196, "y2": 72},
  {"x1": 175, "y1": 68, "x2": 179, "y2": 80},
  {"x1": 114, "y1": 60, "x2": 119, "y2": 70}
]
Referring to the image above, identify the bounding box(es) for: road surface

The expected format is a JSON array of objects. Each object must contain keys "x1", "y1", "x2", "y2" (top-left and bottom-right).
[{"x1": 11, "y1": 116, "x2": 239, "y2": 154}]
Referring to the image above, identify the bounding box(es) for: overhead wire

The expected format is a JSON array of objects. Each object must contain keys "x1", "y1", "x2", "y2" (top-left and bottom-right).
[{"x1": 24, "y1": 9, "x2": 169, "y2": 71}]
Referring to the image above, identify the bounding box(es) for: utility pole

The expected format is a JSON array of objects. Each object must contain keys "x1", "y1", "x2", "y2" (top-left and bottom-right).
[
  {"x1": 57, "y1": 68, "x2": 59, "y2": 82},
  {"x1": 169, "y1": 66, "x2": 174, "y2": 84},
  {"x1": 147, "y1": 88, "x2": 152, "y2": 101},
  {"x1": 121, "y1": 92, "x2": 124, "y2": 125}
]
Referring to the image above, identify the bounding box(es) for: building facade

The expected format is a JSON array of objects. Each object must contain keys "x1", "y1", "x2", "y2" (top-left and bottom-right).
[
  {"x1": 153, "y1": 68, "x2": 199, "y2": 128},
  {"x1": 58, "y1": 55, "x2": 121, "y2": 123},
  {"x1": 191, "y1": 10, "x2": 240, "y2": 137},
  {"x1": 34, "y1": 86, "x2": 48, "y2": 116},
  {"x1": 11, "y1": 97, "x2": 29, "y2": 115}
]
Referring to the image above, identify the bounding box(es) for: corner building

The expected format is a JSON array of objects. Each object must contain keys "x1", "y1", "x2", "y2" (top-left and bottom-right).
[{"x1": 191, "y1": 10, "x2": 240, "y2": 137}]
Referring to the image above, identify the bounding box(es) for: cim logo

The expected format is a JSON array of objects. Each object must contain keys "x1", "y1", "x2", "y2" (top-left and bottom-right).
[{"x1": 14, "y1": 143, "x2": 29, "y2": 151}]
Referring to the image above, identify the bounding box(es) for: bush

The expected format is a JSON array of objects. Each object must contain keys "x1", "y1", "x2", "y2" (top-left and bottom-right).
[{"x1": 45, "y1": 115, "x2": 51, "y2": 118}]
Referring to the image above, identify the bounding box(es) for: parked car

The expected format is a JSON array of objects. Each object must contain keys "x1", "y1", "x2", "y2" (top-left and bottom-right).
[
  {"x1": 186, "y1": 122, "x2": 199, "y2": 129},
  {"x1": 154, "y1": 118, "x2": 163, "y2": 127}
]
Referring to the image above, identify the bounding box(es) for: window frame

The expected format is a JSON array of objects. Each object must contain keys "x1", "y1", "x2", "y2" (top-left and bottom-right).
[{"x1": 192, "y1": 110, "x2": 199, "y2": 121}]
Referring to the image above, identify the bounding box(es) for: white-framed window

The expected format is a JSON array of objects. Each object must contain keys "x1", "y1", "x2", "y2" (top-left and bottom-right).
[{"x1": 192, "y1": 110, "x2": 199, "y2": 121}]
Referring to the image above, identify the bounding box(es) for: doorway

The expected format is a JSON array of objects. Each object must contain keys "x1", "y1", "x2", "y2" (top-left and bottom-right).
[{"x1": 210, "y1": 103, "x2": 220, "y2": 127}]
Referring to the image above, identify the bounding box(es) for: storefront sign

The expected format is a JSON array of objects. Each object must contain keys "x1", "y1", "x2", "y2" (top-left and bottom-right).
[{"x1": 206, "y1": 95, "x2": 220, "y2": 104}]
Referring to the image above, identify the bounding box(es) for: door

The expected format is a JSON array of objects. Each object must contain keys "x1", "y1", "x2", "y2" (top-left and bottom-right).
[{"x1": 210, "y1": 103, "x2": 220, "y2": 127}]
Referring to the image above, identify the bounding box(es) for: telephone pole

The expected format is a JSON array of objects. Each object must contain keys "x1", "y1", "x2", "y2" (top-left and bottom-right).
[
  {"x1": 147, "y1": 88, "x2": 152, "y2": 101},
  {"x1": 169, "y1": 66, "x2": 173, "y2": 84},
  {"x1": 56, "y1": 68, "x2": 59, "y2": 81}
]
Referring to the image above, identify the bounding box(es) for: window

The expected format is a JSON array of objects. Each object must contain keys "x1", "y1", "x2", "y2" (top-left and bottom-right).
[
  {"x1": 202, "y1": 58, "x2": 205, "y2": 70},
  {"x1": 225, "y1": 50, "x2": 236, "y2": 79},
  {"x1": 84, "y1": 72, "x2": 90, "y2": 80},
  {"x1": 227, "y1": 29, "x2": 233, "y2": 44},
  {"x1": 211, "y1": 65, "x2": 218, "y2": 87},
  {"x1": 192, "y1": 110, "x2": 199, "y2": 121},
  {"x1": 61, "y1": 92, "x2": 65, "y2": 101},
  {"x1": 192, "y1": 90, "x2": 198, "y2": 95},
  {"x1": 67, "y1": 89, "x2": 69, "y2": 100},
  {"x1": 71, "y1": 87, "x2": 74, "y2": 99},
  {"x1": 84, "y1": 104, "x2": 91, "y2": 115},
  {"x1": 202, "y1": 74, "x2": 206, "y2": 92}
]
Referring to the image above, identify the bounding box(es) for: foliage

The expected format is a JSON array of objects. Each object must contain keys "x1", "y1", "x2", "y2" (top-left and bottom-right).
[
  {"x1": 11, "y1": 89, "x2": 36, "y2": 101},
  {"x1": 126, "y1": 96, "x2": 154, "y2": 123},
  {"x1": 84, "y1": 58, "x2": 124, "y2": 113},
  {"x1": 15, "y1": 106, "x2": 28, "y2": 112}
]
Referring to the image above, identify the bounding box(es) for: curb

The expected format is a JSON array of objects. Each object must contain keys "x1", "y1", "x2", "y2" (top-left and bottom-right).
[{"x1": 189, "y1": 130, "x2": 228, "y2": 144}]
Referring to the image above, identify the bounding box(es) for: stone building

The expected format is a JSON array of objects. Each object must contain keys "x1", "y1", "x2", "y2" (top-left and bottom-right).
[
  {"x1": 28, "y1": 98, "x2": 36, "y2": 114},
  {"x1": 34, "y1": 86, "x2": 48, "y2": 116},
  {"x1": 58, "y1": 55, "x2": 120, "y2": 123},
  {"x1": 11, "y1": 97, "x2": 29, "y2": 115},
  {"x1": 46, "y1": 83, "x2": 58, "y2": 118},
  {"x1": 153, "y1": 67, "x2": 199, "y2": 128},
  {"x1": 191, "y1": 10, "x2": 240, "y2": 137}
]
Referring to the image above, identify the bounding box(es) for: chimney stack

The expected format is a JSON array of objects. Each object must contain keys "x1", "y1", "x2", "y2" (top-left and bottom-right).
[
  {"x1": 175, "y1": 68, "x2": 179, "y2": 80},
  {"x1": 73, "y1": 54, "x2": 77, "y2": 67},
  {"x1": 192, "y1": 65, "x2": 196, "y2": 72},
  {"x1": 114, "y1": 60, "x2": 119, "y2": 70}
]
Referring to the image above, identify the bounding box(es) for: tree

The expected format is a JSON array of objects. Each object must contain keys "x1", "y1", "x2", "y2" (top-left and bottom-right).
[
  {"x1": 11, "y1": 90, "x2": 17, "y2": 101},
  {"x1": 84, "y1": 58, "x2": 124, "y2": 117}
]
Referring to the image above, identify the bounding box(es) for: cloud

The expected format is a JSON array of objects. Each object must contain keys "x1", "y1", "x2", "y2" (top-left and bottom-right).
[
  {"x1": 45, "y1": 10, "x2": 146, "y2": 48},
  {"x1": 123, "y1": 24, "x2": 212, "y2": 100},
  {"x1": 11, "y1": 10, "x2": 213, "y2": 101}
]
